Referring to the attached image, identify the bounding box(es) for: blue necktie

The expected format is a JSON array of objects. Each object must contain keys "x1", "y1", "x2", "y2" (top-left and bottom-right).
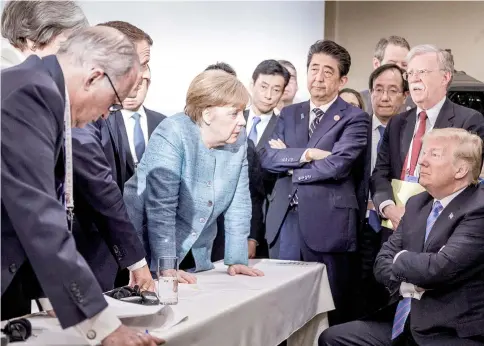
[
  {"x1": 391, "y1": 200, "x2": 443, "y2": 339},
  {"x1": 133, "y1": 112, "x2": 145, "y2": 162},
  {"x1": 369, "y1": 125, "x2": 386, "y2": 232},
  {"x1": 248, "y1": 116, "x2": 261, "y2": 144}
]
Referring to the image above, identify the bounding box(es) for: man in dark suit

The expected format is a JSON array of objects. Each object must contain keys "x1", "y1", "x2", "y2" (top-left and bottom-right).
[
  {"x1": 244, "y1": 59, "x2": 290, "y2": 258},
  {"x1": 1, "y1": 27, "x2": 163, "y2": 346},
  {"x1": 320, "y1": 128, "x2": 484, "y2": 346},
  {"x1": 260, "y1": 40, "x2": 369, "y2": 325},
  {"x1": 358, "y1": 64, "x2": 409, "y2": 315},
  {"x1": 360, "y1": 36, "x2": 414, "y2": 115},
  {"x1": 115, "y1": 65, "x2": 166, "y2": 182},
  {"x1": 71, "y1": 21, "x2": 157, "y2": 292},
  {"x1": 371, "y1": 44, "x2": 484, "y2": 232}
]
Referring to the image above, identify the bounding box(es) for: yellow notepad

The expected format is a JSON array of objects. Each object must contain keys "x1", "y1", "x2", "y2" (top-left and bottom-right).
[{"x1": 382, "y1": 179, "x2": 426, "y2": 229}]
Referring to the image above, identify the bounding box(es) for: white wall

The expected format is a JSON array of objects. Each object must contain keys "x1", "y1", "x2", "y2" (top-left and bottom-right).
[{"x1": 79, "y1": 1, "x2": 325, "y2": 116}]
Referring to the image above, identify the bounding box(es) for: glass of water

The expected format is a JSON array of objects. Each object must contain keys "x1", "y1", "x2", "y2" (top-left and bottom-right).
[{"x1": 157, "y1": 256, "x2": 178, "y2": 305}]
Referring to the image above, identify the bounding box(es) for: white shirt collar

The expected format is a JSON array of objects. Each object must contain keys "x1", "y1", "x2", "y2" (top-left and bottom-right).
[
  {"x1": 416, "y1": 96, "x2": 446, "y2": 127},
  {"x1": 372, "y1": 114, "x2": 385, "y2": 131},
  {"x1": 310, "y1": 95, "x2": 338, "y2": 114},
  {"x1": 435, "y1": 186, "x2": 467, "y2": 209},
  {"x1": 121, "y1": 106, "x2": 146, "y2": 121},
  {"x1": 248, "y1": 107, "x2": 273, "y2": 124}
]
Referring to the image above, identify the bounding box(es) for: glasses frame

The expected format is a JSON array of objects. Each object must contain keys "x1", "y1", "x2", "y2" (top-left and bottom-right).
[{"x1": 104, "y1": 73, "x2": 124, "y2": 112}]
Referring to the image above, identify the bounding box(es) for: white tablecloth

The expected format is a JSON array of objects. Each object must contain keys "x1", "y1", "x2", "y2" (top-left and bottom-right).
[{"x1": 7, "y1": 259, "x2": 334, "y2": 346}]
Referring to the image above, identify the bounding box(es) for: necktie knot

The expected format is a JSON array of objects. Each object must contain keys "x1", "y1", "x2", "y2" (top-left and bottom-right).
[
  {"x1": 313, "y1": 108, "x2": 324, "y2": 119},
  {"x1": 418, "y1": 111, "x2": 427, "y2": 122},
  {"x1": 132, "y1": 112, "x2": 141, "y2": 120},
  {"x1": 252, "y1": 116, "x2": 261, "y2": 125},
  {"x1": 377, "y1": 125, "x2": 385, "y2": 137},
  {"x1": 432, "y1": 200, "x2": 443, "y2": 215}
]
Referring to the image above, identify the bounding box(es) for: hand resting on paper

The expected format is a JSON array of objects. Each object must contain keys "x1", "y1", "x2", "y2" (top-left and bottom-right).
[
  {"x1": 227, "y1": 264, "x2": 264, "y2": 277},
  {"x1": 383, "y1": 205, "x2": 405, "y2": 230},
  {"x1": 130, "y1": 265, "x2": 156, "y2": 292},
  {"x1": 102, "y1": 325, "x2": 165, "y2": 346}
]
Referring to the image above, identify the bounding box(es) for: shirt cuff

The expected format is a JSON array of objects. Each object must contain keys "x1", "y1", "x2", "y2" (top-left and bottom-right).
[
  {"x1": 74, "y1": 306, "x2": 122, "y2": 345},
  {"x1": 393, "y1": 250, "x2": 407, "y2": 264},
  {"x1": 38, "y1": 298, "x2": 53, "y2": 311},
  {"x1": 127, "y1": 258, "x2": 147, "y2": 272},
  {"x1": 379, "y1": 200, "x2": 396, "y2": 217},
  {"x1": 300, "y1": 149, "x2": 310, "y2": 163}
]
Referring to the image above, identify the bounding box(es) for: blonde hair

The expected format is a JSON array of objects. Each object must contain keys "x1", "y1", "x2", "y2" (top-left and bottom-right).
[
  {"x1": 424, "y1": 128, "x2": 483, "y2": 184},
  {"x1": 184, "y1": 70, "x2": 249, "y2": 123}
]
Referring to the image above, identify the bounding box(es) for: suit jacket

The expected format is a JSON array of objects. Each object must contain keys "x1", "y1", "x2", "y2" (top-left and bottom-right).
[
  {"x1": 1, "y1": 55, "x2": 106, "y2": 328},
  {"x1": 374, "y1": 185, "x2": 484, "y2": 344},
  {"x1": 71, "y1": 122, "x2": 146, "y2": 291},
  {"x1": 260, "y1": 97, "x2": 370, "y2": 252},
  {"x1": 360, "y1": 89, "x2": 415, "y2": 115},
  {"x1": 123, "y1": 113, "x2": 251, "y2": 272},
  {"x1": 114, "y1": 107, "x2": 166, "y2": 182},
  {"x1": 370, "y1": 98, "x2": 484, "y2": 212}
]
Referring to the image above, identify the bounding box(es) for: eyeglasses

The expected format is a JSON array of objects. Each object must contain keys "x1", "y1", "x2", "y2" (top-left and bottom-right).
[
  {"x1": 371, "y1": 88, "x2": 403, "y2": 98},
  {"x1": 403, "y1": 69, "x2": 444, "y2": 81},
  {"x1": 104, "y1": 73, "x2": 123, "y2": 112}
]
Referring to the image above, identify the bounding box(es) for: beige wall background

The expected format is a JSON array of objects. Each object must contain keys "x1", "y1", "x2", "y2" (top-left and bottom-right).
[{"x1": 325, "y1": 1, "x2": 484, "y2": 91}]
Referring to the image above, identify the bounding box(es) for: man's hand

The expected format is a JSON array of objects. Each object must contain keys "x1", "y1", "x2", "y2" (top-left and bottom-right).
[
  {"x1": 176, "y1": 269, "x2": 197, "y2": 284},
  {"x1": 129, "y1": 265, "x2": 155, "y2": 292},
  {"x1": 248, "y1": 240, "x2": 257, "y2": 259},
  {"x1": 382, "y1": 205, "x2": 405, "y2": 230},
  {"x1": 102, "y1": 325, "x2": 165, "y2": 346},
  {"x1": 305, "y1": 148, "x2": 331, "y2": 161},
  {"x1": 269, "y1": 139, "x2": 287, "y2": 149},
  {"x1": 227, "y1": 264, "x2": 264, "y2": 277}
]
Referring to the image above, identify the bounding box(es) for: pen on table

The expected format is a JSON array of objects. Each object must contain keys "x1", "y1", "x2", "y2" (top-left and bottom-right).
[{"x1": 145, "y1": 329, "x2": 150, "y2": 335}]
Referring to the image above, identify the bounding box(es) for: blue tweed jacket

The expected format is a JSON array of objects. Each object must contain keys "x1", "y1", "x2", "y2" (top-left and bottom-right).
[{"x1": 123, "y1": 113, "x2": 250, "y2": 272}]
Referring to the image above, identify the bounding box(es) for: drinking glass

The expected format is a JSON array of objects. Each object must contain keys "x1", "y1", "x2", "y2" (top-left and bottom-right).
[{"x1": 156, "y1": 256, "x2": 178, "y2": 305}]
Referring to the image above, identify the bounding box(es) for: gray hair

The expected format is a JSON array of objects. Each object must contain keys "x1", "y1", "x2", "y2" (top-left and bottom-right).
[
  {"x1": 424, "y1": 128, "x2": 482, "y2": 184},
  {"x1": 406, "y1": 44, "x2": 455, "y2": 87},
  {"x1": 1, "y1": 1, "x2": 88, "y2": 49},
  {"x1": 374, "y1": 36, "x2": 410, "y2": 62},
  {"x1": 57, "y1": 26, "x2": 140, "y2": 84}
]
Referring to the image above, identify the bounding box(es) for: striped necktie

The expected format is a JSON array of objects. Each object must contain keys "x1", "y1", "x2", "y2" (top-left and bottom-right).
[{"x1": 309, "y1": 108, "x2": 324, "y2": 138}]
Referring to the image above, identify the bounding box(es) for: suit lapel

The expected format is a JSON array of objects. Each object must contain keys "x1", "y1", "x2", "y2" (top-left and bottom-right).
[
  {"x1": 41, "y1": 55, "x2": 65, "y2": 102},
  {"x1": 145, "y1": 107, "x2": 158, "y2": 137},
  {"x1": 115, "y1": 111, "x2": 134, "y2": 173},
  {"x1": 408, "y1": 195, "x2": 434, "y2": 252},
  {"x1": 424, "y1": 185, "x2": 476, "y2": 251},
  {"x1": 294, "y1": 101, "x2": 310, "y2": 147},
  {"x1": 400, "y1": 111, "x2": 416, "y2": 166},
  {"x1": 433, "y1": 98, "x2": 455, "y2": 129},
  {"x1": 307, "y1": 97, "x2": 347, "y2": 147},
  {"x1": 257, "y1": 112, "x2": 277, "y2": 151}
]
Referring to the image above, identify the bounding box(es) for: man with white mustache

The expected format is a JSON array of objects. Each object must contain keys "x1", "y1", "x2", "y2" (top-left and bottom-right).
[{"x1": 371, "y1": 44, "x2": 484, "y2": 232}]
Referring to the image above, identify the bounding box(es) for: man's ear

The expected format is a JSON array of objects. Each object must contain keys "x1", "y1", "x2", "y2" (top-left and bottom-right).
[
  {"x1": 372, "y1": 57, "x2": 381, "y2": 70},
  {"x1": 84, "y1": 68, "x2": 104, "y2": 91}
]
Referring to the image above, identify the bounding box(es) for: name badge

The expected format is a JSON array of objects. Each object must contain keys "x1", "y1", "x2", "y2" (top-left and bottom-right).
[{"x1": 404, "y1": 175, "x2": 419, "y2": 183}]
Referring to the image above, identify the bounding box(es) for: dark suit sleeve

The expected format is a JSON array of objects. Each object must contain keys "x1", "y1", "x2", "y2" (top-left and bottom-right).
[
  {"x1": 374, "y1": 215, "x2": 405, "y2": 295},
  {"x1": 72, "y1": 124, "x2": 146, "y2": 269},
  {"x1": 1, "y1": 84, "x2": 107, "y2": 328},
  {"x1": 292, "y1": 111, "x2": 369, "y2": 183},
  {"x1": 259, "y1": 109, "x2": 307, "y2": 173},
  {"x1": 370, "y1": 117, "x2": 396, "y2": 212},
  {"x1": 247, "y1": 143, "x2": 266, "y2": 243},
  {"x1": 392, "y1": 206, "x2": 484, "y2": 289},
  {"x1": 462, "y1": 110, "x2": 484, "y2": 166}
]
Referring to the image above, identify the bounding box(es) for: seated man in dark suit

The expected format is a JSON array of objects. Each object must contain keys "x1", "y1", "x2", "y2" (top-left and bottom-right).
[
  {"x1": 320, "y1": 128, "x2": 484, "y2": 346},
  {"x1": 1, "y1": 26, "x2": 163, "y2": 346}
]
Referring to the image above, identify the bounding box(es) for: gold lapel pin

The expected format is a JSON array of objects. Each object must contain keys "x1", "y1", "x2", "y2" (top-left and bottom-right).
[{"x1": 334, "y1": 115, "x2": 340, "y2": 121}]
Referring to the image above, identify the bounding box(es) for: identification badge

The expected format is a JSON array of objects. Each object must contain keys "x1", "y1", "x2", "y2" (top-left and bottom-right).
[{"x1": 404, "y1": 175, "x2": 419, "y2": 183}]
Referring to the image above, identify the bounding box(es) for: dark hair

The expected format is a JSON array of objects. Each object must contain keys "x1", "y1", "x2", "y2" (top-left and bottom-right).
[
  {"x1": 368, "y1": 63, "x2": 408, "y2": 92},
  {"x1": 252, "y1": 59, "x2": 290, "y2": 88},
  {"x1": 307, "y1": 40, "x2": 351, "y2": 77},
  {"x1": 374, "y1": 36, "x2": 410, "y2": 62},
  {"x1": 205, "y1": 62, "x2": 237, "y2": 76},
  {"x1": 278, "y1": 59, "x2": 296, "y2": 73},
  {"x1": 97, "y1": 21, "x2": 153, "y2": 45},
  {"x1": 339, "y1": 88, "x2": 364, "y2": 109}
]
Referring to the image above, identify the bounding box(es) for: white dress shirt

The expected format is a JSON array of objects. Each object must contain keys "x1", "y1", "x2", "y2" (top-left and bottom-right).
[
  {"x1": 121, "y1": 107, "x2": 149, "y2": 164},
  {"x1": 246, "y1": 108, "x2": 274, "y2": 146},
  {"x1": 393, "y1": 186, "x2": 467, "y2": 300},
  {"x1": 379, "y1": 96, "x2": 447, "y2": 215}
]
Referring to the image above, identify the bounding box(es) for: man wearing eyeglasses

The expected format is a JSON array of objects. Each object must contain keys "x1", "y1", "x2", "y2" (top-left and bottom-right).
[
  {"x1": 359, "y1": 63, "x2": 408, "y2": 315},
  {"x1": 371, "y1": 44, "x2": 484, "y2": 234}
]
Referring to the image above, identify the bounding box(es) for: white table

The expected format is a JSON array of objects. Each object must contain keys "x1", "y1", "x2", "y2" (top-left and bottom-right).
[{"x1": 9, "y1": 259, "x2": 334, "y2": 346}]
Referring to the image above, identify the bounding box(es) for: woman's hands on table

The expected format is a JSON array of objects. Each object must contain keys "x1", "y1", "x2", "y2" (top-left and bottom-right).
[
  {"x1": 227, "y1": 264, "x2": 264, "y2": 277},
  {"x1": 177, "y1": 269, "x2": 197, "y2": 284}
]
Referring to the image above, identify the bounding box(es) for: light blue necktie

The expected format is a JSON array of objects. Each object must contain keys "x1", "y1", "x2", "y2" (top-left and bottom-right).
[
  {"x1": 248, "y1": 116, "x2": 261, "y2": 144},
  {"x1": 133, "y1": 112, "x2": 145, "y2": 162},
  {"x1": 369, "y1": 125, "x2": 386, "y2": 232},
  {"x1": 391, "y1": 200, "x2": 443, "y2": 339}
]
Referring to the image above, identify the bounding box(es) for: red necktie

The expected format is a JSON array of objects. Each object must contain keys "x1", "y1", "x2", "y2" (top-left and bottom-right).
[{"x1": 401, "y1": 111, "x2": 427, "y2": 179}]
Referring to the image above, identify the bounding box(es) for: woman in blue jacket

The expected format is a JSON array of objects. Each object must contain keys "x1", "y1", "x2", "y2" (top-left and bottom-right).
[{"x1": 124, "y1": 70, "x2": 264, "y2": 282}]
